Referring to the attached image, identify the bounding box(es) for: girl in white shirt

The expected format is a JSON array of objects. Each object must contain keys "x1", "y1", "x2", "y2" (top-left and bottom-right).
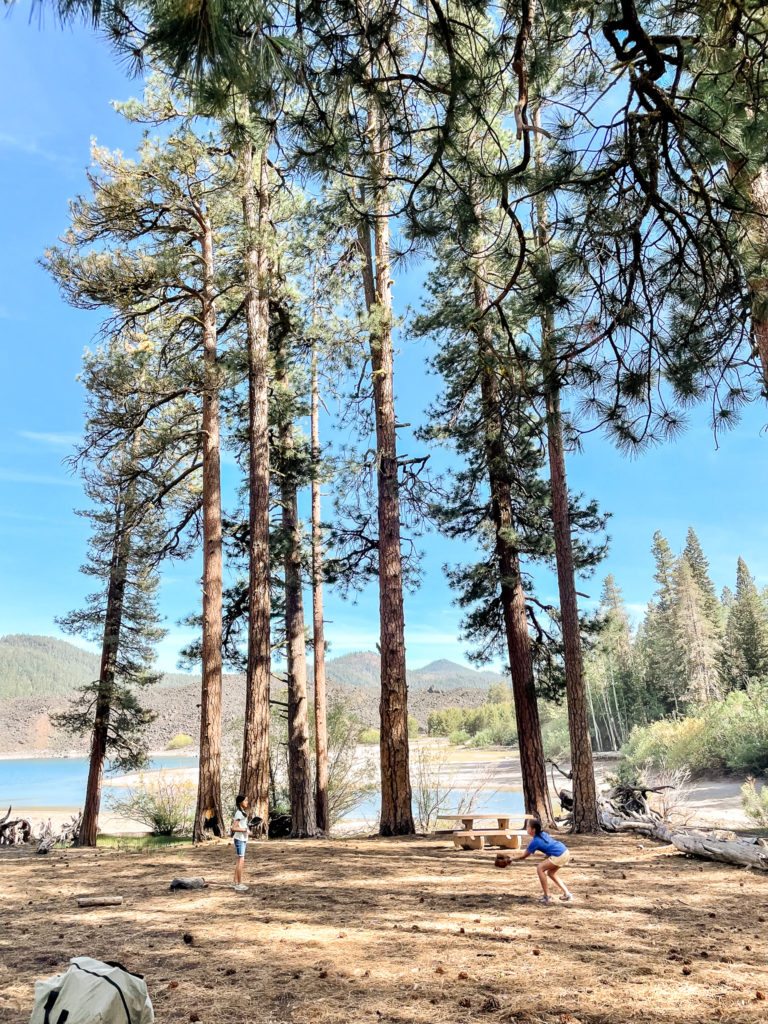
[{"x1": 232, "y1": 794, "x2": 249, "y2": 891}]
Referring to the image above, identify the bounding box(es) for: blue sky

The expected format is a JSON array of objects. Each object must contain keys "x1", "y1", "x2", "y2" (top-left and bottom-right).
[{"x1": 1, "y1": 12, "x2": 767, "y2": 673}]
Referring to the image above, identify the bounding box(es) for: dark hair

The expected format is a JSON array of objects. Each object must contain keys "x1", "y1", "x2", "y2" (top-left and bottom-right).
[
  {"x1": 235, "y1": 793, "x2": 247, "y2": 811},
  {"x1": 528, "y1": 817, "x2": 543, "y2": 836}
]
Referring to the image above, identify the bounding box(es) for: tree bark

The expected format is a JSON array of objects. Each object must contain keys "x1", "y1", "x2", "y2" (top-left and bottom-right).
[
  {"x1": 472, "y1": 268, "x2": 554, "y2": 828},
  {"x1": 744, "y1": 167, "x2": 768, "y2": 390},
  {"x1": 311, "y1": 336, "x2": 330, "y2": 834},
  {"x1": 362, "y1": 95, "x2": 414, "y2": 836},
  {"x1": 534, "y1": 118, "x2": 599, "y2": 834},
  {"x1": 542, "y1": 353, "x2": 599, "y2": 833},
  {"x1": 239, "y1": 144, "x2": 272, "y2": 825},
  {"x1": 76, "y1": 504, "x2": 131, "y2": 847},
  {"x1": 276, "y1": 346, "x2": 316, "y2": 838},
  {"x1": 194, "y1": 213, "x2": 225, "y2": 842}
]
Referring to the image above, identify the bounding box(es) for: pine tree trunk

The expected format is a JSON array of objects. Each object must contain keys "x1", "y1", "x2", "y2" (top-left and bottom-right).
[
  {"x1": 276, "y1": 347, "x2": 316, "y2": 838},
  {"x1": 311, "y1": 338, "x2": 330, "y2": 833},
  {"x1": 472, "y1": 269, "x2": 553, "y2": 827},
  {"x1": 194, "y1": 214, "x2": 225, "y2": 842},
  {"x1": 363, "y1": 96, "x2": 413, "y2": 837},
  {"x1": 542, "y1": 363, "x2": 598, "y2": 832},
  {"x1": 77, "y1": 505, "x2": 131, "y2": 847},
  {"x1": 534, "y1": 119, "x2": 598, "y2": 833},
  {"x1": 239, "y1": 144, "x2": 272, "y2": 825},
  {"x1": 744, "y1": 168, "x2": 768, "y2": 390}
]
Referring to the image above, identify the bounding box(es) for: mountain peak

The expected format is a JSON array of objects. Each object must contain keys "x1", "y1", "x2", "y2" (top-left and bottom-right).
[{"x1": 414, "y1": 659, "x2": 469, "y2": 674}]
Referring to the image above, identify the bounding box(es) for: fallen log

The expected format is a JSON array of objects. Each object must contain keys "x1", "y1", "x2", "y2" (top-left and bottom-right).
[
  {"x1": 671, "y1": 832, "x2": 768, "y2": 871},
  {"x1": 599, "y1": 808, "x2": 768, "y2": 870},
  {"x1": 77, "y1": 896, "x2": 124, "y2": 907}
]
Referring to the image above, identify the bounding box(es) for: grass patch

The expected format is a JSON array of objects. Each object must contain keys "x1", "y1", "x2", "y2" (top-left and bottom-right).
[{"x1": 96, "y1": 834, "x2": 192, "y2": 850}]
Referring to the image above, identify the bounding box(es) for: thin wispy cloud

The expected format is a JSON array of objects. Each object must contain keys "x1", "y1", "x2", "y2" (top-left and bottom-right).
[
  {"x1": 0, "y1": 131, "x2": 76, "y2": 169},
  {"x1": 19, "y1": 430, "x2": 80, "y2": 449},
  {"x1": 0, "y1": 468, "x2": 78, "y2": 487}
]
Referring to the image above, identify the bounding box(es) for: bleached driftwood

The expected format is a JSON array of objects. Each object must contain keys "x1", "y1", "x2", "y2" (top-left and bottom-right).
[
  {"x1": 599, "y1": 805, "x2": 768, "y2": 871},
  {"x1": 0, "y1": 814, "x2": 32, "y2": 846},
  {"x1": 37, "y1": 811, "x2": 83, "y2": 854},
  {"x1": 670, "y1": 831, "x2": 768, "y2": 870},
  {"x1": 77, "y1": 896, "x2": 124, "y2": 907}
]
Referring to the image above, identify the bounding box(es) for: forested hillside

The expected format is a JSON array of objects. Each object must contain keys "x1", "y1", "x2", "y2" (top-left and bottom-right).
[
  {"x1": 0, "y1": 635, "x2": 100, "y2": 699},
  {"x1": 0, "y1": 636, "x2": 504, "y2": 703},
  {"x1": 0, "y1": 635, "x2": 200, "y2": 700}
]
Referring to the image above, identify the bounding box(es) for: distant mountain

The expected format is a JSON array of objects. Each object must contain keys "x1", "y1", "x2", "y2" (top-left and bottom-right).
[
  {"x1": 0, "y1": 635, "x2": 100, "y2": 700},
  {"x1": 0, "y1": 638, "x2": 499, "y2": 755},
  {"x1": 324, "y1": 650, "x2": 508, "y2": 691},
  {"x1": 0, "y1": 637, "x2": 506, "y2": 706},
  {"x1": 0, "y1": 634, "x2": 198, "y2": 701}
]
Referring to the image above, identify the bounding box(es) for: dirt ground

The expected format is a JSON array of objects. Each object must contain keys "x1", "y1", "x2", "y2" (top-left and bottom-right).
[{"x1": 2, "y1": 834, "x2": 767, "y2": 1024}]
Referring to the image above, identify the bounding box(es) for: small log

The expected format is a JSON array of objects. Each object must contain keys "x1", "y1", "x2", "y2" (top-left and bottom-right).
[
  {"x1": 77, "y1": 896, "x2": 124, "y2": 907},
  {"x1": 169, "y1": 877, "x2": 208, "y2": 891}
]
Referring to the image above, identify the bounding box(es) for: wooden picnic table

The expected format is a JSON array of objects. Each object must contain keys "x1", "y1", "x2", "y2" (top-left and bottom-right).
[{"x1": 437, "y1": 813, "x2": 536, "y2": 851}]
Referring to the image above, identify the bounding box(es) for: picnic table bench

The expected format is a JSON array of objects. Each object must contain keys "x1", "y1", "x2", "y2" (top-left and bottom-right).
[{"x1": 437, "y1": 813, "x2": 536, "y2": 851}]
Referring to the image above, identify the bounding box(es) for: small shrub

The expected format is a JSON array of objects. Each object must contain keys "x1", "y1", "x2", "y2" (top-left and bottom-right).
[
  {"x1": 427, "y1": 707, "x2": 466, "y2": 737},
  {"x1": 408, "y1": 715, "x2": 420, "y2": 738},
  {"x1": 358, "y1": 727, "x2": 380, "y2": 745},
  {"x1": 621, "y1": 717, "x2": 711, "y2": 776},
  {"x1": 448, "y1": 729, "x2": 470, "y2": 746},
  {"x1": 741, "y1": 777, "x2": 768, "y2": 828},
  {"x1": 166, "y1": 733, "x2": 194, "y2": 750},
  {"x1": 107, "y1": 776, "x2": 196, "y2": 836}
]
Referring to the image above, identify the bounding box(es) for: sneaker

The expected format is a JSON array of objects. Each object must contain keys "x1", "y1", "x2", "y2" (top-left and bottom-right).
[
  {"x1": 535, "y1": 894, "x2": 552, "y2": 903},
  {"x1": 559, "y1": 893, "x2": 574, "y2": 903},
  {"x1": 233, "y1": 883, "x2": 249, "y2": 892}
]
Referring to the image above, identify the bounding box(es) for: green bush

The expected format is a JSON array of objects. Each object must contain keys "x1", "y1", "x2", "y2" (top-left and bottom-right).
[
  {"x1": 427, "y1": 707, "x2": 466, "y2": 737},
  {"x1": 408, "y1": 715, "x2": 420, "y2": 738},
  {"x1": 107, "y1": 776, "x2": 196, "y2": 836},
  {"x1": 448, "y1": 729, "x2": 470, "y2": 746},
  {"x1": 358, "y1": 727, "x2": 380, "y2": 745},
  {"x1": 741, "y1": 777, "x2": 768, "y2": 828},
  {"x1": 621, "y1": 682, "x2": 768, "y2": 778},
  {"x1": 166, "y1": 733, "x2": 194, "y2": 750},
  {"x1": 704, "y1": 684, "x2": 768, "y2": 774},
  {"x1": 428, "y1": 700, "x2": 518, "y2": 747}
]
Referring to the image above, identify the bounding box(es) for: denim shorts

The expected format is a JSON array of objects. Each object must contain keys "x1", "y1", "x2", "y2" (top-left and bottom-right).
[{"x1": 234, "y1": 838, "x2": 247, "y2": 858}]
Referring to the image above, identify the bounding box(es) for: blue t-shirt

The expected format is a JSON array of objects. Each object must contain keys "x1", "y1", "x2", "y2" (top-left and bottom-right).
[{"x1": 526, "y1": 831, "x2": 567, "y2": 857}]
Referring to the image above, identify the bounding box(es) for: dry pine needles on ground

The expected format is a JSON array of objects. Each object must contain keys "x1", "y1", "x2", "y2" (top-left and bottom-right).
[{"x1": 1, "y1": 834, "x2": 766, "y2": 1024}]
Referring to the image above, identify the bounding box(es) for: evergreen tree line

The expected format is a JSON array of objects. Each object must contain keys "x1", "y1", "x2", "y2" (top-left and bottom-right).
[
  {"x1": 18, "y1": 0, "x2": 768, "y2": 843},
  {"x1": 586, "y1": 529, "x2": 768, "y2": 753}
]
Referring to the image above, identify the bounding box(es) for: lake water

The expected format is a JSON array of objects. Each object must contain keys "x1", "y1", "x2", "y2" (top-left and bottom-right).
[
  {"x1": 350, "y1": 789, "x2": 525, "y2": 821},
  {"x1": 0, "y1": 756, "x2": 198, "y2": 808},
  {"x1": 0, "y1": 756, "x2": 524, "y2": 821}
]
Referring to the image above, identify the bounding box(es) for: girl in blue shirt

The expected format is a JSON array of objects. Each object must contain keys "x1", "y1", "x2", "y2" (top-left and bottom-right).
[{"x1": 517, "y1": 818, "x2": 574, "y2": 903}]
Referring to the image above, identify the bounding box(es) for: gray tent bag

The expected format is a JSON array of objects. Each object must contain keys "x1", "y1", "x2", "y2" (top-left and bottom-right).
[{"x1": 30, "y1": 957, "x2": 154, "y2": 1024}]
